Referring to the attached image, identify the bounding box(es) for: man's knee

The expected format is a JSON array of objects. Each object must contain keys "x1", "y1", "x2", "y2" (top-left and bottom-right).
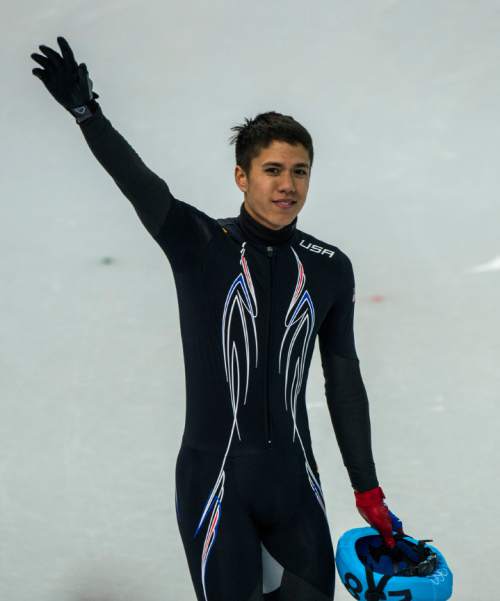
[{"x1": 263, "y1": 588, "x2": 280, "y2": 601}]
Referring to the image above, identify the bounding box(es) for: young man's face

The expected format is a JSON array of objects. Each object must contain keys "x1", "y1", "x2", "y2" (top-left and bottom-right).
[{"x1": 234, "y1": 140, "x2": 311, "y2": 230}]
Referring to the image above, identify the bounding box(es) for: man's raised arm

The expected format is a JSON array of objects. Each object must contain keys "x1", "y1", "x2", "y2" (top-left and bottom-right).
[
  {"x1": 31, "y1": 36, "x2": 218, "y2": 273},
  {"x1": 31, "y1": 35, "x2": 172, "y2": 239},
  {"x1": 77, "y1": 99, "x2": 172, "y2": 239}
]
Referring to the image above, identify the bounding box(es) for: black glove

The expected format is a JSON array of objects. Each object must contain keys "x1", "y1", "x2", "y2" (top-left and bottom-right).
[{"x1": 31, "y1": 36, "x2": 100, "y2": 123}]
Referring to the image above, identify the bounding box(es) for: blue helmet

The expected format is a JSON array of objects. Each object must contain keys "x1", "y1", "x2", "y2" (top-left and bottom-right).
[{"x1": 336, "y1": 527, "x2": 453, "y2": 601}]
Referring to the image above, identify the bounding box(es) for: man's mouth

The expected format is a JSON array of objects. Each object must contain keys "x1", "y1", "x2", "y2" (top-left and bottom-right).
[{"x1": 272, "y1": 200, "x2": 296, "y2": 209}]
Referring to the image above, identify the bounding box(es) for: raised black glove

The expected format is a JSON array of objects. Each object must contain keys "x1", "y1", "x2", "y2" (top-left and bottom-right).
[{"x1": 31, "y1": 36, "x2": 100, "y2": 123}]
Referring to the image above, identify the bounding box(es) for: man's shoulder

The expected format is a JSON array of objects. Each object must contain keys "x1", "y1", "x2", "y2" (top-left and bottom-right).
[
  {"x1": 294, "y1": 227, "x2": 351, "y2": 267},
  {"x1": 216, "y1": 215, "x2": 238, "y2": 228}
]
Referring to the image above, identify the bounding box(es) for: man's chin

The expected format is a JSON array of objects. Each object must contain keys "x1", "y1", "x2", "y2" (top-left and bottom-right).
[
  {"x1": 245, "y1": 200, "x2": 299, "y2": 229},
  {"x1": 266, "y1": 211, "x2": 297, "y2": 229}
]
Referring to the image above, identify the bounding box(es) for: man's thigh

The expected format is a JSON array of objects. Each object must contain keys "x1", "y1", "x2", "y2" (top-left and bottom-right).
[
  {"x1": 260, "y1": 470, "x2": 335, "y2": 601},
  {"x1": 175, "y1": 445, "x2": 263, "y2": 601}
]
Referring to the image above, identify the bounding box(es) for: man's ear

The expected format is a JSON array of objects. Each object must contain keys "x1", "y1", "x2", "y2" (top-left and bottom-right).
[{"x1": 234, "y1": 165, "x2": 248, "y2": 192}]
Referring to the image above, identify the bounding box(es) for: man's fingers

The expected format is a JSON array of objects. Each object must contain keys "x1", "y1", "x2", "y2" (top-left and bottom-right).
[
  {"x1": 38, "y1": 44, "x2": 63, "y2": 67},
  {"x1": 380, "y1": 522, "x2": 396, "y2": 548},
  {"x1": 30, "y1": 53, "x2": 50, "y2": 69},
  {"x1": 384, "y1": 536, "x2": 396, "y2": 549},
  {"x1": 57, "y1": 36, "x2": 77, "y2": 67},
  {"x1": 32, "y1": 68, "x2": 46, "y2": 81}
]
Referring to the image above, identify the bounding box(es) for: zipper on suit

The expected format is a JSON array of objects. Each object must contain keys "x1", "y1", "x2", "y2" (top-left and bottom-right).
[{"x1": 265, "y1": 245, "x2": 274, "y2": 444}]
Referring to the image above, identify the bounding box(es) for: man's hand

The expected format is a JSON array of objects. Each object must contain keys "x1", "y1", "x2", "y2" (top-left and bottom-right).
[
  {"x1": 31, "y1": 36, "x2": 99, "y2": 122},
  {"x1": 354, "y1": 486, "x2": 404, "y2": 549}
]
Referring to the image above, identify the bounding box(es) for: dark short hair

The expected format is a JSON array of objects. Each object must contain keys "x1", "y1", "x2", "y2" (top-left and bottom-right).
[{"x1": 228, "y1": 111, "x2": 314, "y2": 176}]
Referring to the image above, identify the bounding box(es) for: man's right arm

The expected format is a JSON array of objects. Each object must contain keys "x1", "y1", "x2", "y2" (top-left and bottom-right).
[
  {"x1": 77, "y1": 100, "x2": 219, "y2": 273},
  {"x1": 31, "y1": 37, "x2": 218, "y2": 273},
  {"x1": 78, "y1": 100, "x2": 173, "y2": 239}
]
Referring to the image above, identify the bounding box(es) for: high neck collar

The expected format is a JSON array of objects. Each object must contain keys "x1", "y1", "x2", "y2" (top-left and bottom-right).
[{"x1": 237, "y1": 202, "x2": 297, "y2": 246}]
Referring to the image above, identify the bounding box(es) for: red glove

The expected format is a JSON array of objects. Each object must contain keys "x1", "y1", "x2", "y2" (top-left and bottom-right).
[{"x1": 354, "y1": 486, "x2": 403, "y2": 549}]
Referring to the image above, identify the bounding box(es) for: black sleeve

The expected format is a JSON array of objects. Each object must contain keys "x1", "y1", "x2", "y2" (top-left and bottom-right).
[
  {"x1": 317, "y1": 252, "x2": 379, "y2": 492},
  {"x1": 78, "y1": 101, "x2": 217, "y2": 273}
]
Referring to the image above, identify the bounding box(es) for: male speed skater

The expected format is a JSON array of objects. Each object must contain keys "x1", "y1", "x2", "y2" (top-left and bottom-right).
[{"x1": 31, "y1": 36, "x2": 404, "y2": 601}]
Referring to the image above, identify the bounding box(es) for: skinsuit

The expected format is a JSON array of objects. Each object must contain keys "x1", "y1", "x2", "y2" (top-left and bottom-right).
[{"x1": 77, "y1": 101, "x2": 379, "y2": 601}]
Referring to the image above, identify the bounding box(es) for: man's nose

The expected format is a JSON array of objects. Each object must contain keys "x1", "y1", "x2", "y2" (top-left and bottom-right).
[{"x1": 278, "y1": 171, "x2": 296, "y2": 191}]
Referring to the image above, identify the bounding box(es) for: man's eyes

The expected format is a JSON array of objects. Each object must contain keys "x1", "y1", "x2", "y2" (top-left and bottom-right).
[{"x1": 266, "y1": 168, "x2": 308, "y2": 175}]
